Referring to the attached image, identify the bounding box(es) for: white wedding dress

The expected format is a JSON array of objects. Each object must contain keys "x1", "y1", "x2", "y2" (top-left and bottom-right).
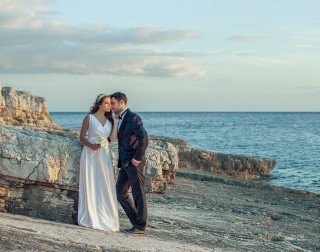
[{"x1": 78, "y1": 114, "x2": 119, "y2": 232}]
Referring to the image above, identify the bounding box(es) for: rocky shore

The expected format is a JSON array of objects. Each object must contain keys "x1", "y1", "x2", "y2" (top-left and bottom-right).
[
  {"x1": 1, "y1": 84, "x2": 319, "y2": 251},
  {"x1": 1, "y1": 171, "x2": 319, "y2": 251}
]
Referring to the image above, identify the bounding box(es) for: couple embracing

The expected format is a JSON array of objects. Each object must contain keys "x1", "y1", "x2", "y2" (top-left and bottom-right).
[{"x1": 77, "y1": 92, "x2": 148, "y2": 236}]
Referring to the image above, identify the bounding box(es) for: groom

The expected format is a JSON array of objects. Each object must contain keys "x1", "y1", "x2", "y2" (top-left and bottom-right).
[{"x1": 111, "y1": 92, "x2": 148, "y2": 236}]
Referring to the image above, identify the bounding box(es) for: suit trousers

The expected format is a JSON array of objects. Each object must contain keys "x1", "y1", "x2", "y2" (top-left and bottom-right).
[{"x1": 116, "y1": 161, "x2": 147, "y2": 230}]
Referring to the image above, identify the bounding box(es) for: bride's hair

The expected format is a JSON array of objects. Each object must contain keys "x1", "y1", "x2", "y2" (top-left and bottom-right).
[{"x1": 89, "y1": 94, "x2": 113, "y2": 124}]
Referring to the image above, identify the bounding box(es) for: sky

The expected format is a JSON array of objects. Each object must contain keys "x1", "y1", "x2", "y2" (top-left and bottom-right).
[{"x1": 0, "y1": 0, "x2": 319, "y2": 112}]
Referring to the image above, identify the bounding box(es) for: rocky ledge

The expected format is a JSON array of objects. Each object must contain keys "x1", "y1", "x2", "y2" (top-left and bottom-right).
[
  {"x1": 151, "y1": 136, "x2": 276, "y2": 179},
  {"x1": 1, "y1": 172, "x2": 319, "y2": 251},
  {"x1": 0, "y1": 82, "x2": 60, "y2": 131}
]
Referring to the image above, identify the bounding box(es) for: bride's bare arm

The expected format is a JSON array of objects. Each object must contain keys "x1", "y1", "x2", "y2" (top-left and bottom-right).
[{"x1": 79, "y1": 114, "x2": 100, "y2": 150}]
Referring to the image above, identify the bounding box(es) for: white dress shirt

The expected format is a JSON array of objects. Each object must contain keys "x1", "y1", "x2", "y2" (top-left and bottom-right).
[
  {"x1": 117, "y1": 108, "x2": 141, "y2": 164},
  {"x1": 117, "y1": 108, "x2": 128, "y2": 132}
]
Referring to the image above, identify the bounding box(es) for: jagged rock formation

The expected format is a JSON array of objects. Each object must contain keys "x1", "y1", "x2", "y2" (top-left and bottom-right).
[
  {"x1": 0, "y1": 125, "x2": 178, "y2": 189},
  {"x1": 0, "y1": 82, "x2": 60, "y2": 131},
  {"x1": 151, "y1": 136, "x2": 276, "y2": 179}
]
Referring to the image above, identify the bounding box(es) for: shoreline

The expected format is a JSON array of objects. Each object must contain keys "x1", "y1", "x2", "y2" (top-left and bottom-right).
[
  {"x1": 177, "y1": 168, "x2": 319, "y2": 197},
  {"x1": 1, "y1": 121, "x2": 317, "y2": 195},
  {"x1": 51, "y1": 114, "x2": 320, "y2": 195},
  {"x1": 3, "y1": 122, "x2": 318, "y2": 195}
]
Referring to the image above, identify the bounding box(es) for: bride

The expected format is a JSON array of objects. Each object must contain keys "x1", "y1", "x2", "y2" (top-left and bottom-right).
[{"x1": 78, "y1": 93, "x2": 119, "y2": 232}]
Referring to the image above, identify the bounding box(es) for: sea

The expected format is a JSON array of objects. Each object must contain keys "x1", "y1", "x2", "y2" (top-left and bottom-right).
[{"x1": 50, "y1": 112, "x2": 320, "y2": 194}]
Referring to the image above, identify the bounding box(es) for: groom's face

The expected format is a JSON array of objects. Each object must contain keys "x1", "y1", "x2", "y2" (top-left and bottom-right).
[{"x1": 111, "y1": 97, "x2": 121, "y2": 114}]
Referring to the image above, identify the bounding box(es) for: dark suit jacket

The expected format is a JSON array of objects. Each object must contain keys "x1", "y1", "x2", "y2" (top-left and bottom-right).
[{"x1": 117, "y1": 109, "x2": 148, "y2": 168}]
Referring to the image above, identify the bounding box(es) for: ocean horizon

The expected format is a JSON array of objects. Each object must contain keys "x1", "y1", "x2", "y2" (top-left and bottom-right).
[{"x1": 50, "y1": 111, "x2": 320, "y2": 194}]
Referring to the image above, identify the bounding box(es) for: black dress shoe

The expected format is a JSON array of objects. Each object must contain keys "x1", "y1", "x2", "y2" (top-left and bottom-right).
[
  {"x1": 128, "y1": 228, "x2": 145, "y2": 236},
  {"x1": 124, "y1": 227, "x2": 135, "y2": 233}
]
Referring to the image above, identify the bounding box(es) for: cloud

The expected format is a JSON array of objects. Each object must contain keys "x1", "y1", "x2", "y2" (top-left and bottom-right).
[
  {"x1": 233, "y1": 51, "x2": 288, "y2": 66},
  {"x1": 0, "y1": 0, "x2": 52, "y2": 29},
  {"x1": 293, "y1": 44, "x2": 320, "y2": 48},
  {"x1": 235, "y1": 52, "x2": 255, "y2": 57},
  {"x1": 0, "y1": 0, "x2": 205, "y2": 77},
  {"x1": 252, "y1": 57, "x2": 287, "y2": 66},
  {"x1": 239, "y1": 56, "x2": 287, "y2": 66},
  {"x1": 296, "y1": 86, "x2": 320, "y2": 96},
  {"x1": 228, "y1": 34, "x2": 268, "y2": 41}
]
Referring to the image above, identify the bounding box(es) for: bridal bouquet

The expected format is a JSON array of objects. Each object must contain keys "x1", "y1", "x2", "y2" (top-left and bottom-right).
[
  {"x1": 89, "y1": 134, "x2": 109, "y2": 158},
  {"x1": 97, "y1": 135, "x2": 109, "y2": 150}
]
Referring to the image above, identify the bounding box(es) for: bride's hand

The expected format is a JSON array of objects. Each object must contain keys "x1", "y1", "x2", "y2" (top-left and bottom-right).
[
  {"x1": 90, "y1": 144, "x2": 101, "y2": 151},
  {"x1": 113, "y1": 112, "x2": 120, "y2": 123}
]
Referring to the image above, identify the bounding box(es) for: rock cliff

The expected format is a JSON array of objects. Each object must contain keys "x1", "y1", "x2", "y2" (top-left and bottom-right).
[{"x1": 0, "y1": 82, "x2": 60, "y2": 131}]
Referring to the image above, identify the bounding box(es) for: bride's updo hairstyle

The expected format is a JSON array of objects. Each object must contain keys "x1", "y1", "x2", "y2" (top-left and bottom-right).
[{"x1": 89, "y1": 93, "x2": 113, "y2": 124}]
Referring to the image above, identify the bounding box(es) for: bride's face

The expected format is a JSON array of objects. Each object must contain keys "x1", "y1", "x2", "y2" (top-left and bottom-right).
[{"x1": 99, "y1": 97, "x2": 111, "y2": 112}]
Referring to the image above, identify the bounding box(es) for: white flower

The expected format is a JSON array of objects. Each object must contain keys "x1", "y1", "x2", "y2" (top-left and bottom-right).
[
  {"x1": 89, "y1": 134, "x2": 110, "y2": 158},
  {"x1": 95, "y1": 135, "x2": 109, "y2": 151},
  {"x1": 98, "y1": 136, "x2": 109, "y2": 149}
]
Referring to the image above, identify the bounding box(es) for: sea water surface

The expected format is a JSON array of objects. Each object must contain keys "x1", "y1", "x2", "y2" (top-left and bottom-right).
[{"x1": 51, "y1": 112, "x2": 320, "y2": 194}]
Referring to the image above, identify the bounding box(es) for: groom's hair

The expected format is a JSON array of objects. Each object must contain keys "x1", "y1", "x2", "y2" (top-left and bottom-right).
[{"x1": 111, "y1": 92, "x2": 127, "y2": 105}]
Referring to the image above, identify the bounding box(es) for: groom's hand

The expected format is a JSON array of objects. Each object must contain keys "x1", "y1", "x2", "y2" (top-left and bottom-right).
[{"x1": 131, "y1": 158, "x2": 141, "y2": 167}]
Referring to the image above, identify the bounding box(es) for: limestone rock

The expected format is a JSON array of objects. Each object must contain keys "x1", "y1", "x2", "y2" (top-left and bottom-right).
[
  {"x1": 0, "y1": 125, "x2": 178, "y2": 191},
  {"x1": 150, "y1": 135, "x2": 276, "y2": 179},
  {"x1": 149, "y1": 175, "x2": 167, "y2": 194},
  {"x1": 178, "y1": 147, "x2": 276, "y2": 179},
  {"x1": 0, "y1": 83, "x2": 5, "y2": 108},
  {"x1": 0, "y1": 84, "x2": 60, "y2": 131},
  {"x1": 149, "y1": 135, "x2": 188, "y2": 148},
  {"x1": 0, "y1": 124, "x2": 179, "y2": 222},
  {"x1": 0, "y1": 126, "x2": 81, "y2": 186}
]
